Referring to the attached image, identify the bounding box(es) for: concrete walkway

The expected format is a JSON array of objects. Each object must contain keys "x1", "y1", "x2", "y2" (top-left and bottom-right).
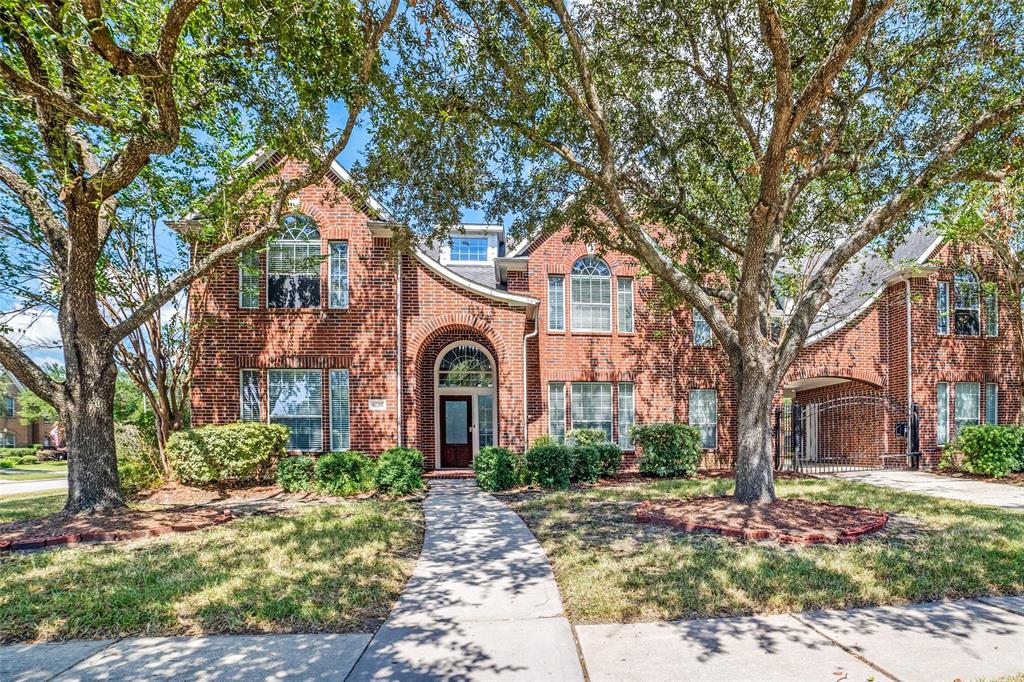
[
  {"x1": 827, "y1": 469, "x2": 1024, "y2": 509},
  {"x1": 0, "y1": 478, "x2": 67, "y2": 497},
  {"x1": 348, "y1": 479, "x2": 584, "y2": 681}
]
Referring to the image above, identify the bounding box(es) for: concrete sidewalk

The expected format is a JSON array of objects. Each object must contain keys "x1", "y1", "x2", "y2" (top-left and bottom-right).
[
  {"x1": 0, "y1": 478, "x2": 67, "y2": 497},
  {"x1": 347, "y1": 479, "x2": 584, "y2": 681},
  {"x1": 827, "y1": 469, "x2": 1024, "y2": 509}
]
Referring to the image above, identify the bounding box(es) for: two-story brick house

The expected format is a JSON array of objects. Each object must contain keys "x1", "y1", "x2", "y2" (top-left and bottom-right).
[
  {"x1": 0, "y1": 369, "x2": 57, "y2": 449},
  {"x1": 187, "y1": 155, "x2": 1022, "y2": 471}
]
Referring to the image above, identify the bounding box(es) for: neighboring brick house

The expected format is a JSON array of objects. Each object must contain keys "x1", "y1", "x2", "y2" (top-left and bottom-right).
[
  {"x1": 187, "y1": 155, "x2": 1022, "y2": 470},
  {"x1": 0, "y1": 369, "x2": 57, "y2": 449}
]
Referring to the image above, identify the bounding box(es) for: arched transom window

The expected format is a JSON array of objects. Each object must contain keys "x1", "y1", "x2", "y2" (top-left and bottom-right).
[
  {"x1": 439, "y1": 344, "x2": 494, "y2": 387},
  {"x1": 268, "y1": 214, "x2": 321, "y2": 308},
  {"x1": 954, "y1": 269, "x2": 980, "y2": 336},
  {"x1": 571, "y1": 256, "x2": 612, "y2": 331}
]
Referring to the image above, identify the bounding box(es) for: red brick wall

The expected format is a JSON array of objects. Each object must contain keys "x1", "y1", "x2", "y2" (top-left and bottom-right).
[{"x1": 189, "y1": 158, "x2": 1022, "y2": 470}]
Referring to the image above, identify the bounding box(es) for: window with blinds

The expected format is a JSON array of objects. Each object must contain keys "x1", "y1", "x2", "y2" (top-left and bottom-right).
[
  {"x1": 240, "y1": 369, "x2": 260, "y2": 422},
  {"x1": 479, "y1": 395, "x2": 494, "y2": 448},
  {"x1": 268, "y1": 369, "x2": 323, "y2": 451},
  {"x1": 985, "y1": 288, "x2": 998, "y2": 337},
  {"x1": 937, "y1": 382, "x2": 949, "y2": 445},
  {"x1": 954, "y1": 382, "x2": 980, "y2": 435},
  {"x1": 571, "y1": 382, "x2": 612, "y2": 440},
  {"x1": 617, "y1": 382, "x2": 634, "y2": 449},
  {"x1": 985, "y1": 383, "x2": 998, "y2": 424},
  {"x1": 617, "y1": 278, "x2": 634, "y2": 333},
  {"x1": 268, "y1": 214, "x2": 321, "y2": 309},
  {"x1": 548, "y1": 382, "x2": 565, "y2": 441},
  {"x1": 329, "y1": 242, "x2": 349, "y2": 309},
  {"x1": 693, "y1": 309, "x2": 713, "y2": 347},
  {"x1": 571, "y1": 257, "x2": 612, "y2": 332},
  {"x1": 689, "y1": 389, "x2": 718, "y2": 449},
  {"x1": 239, "y1": 250, "x2": 260, "y2": 308},
  {"x1": 936, "y1": 282, "x2": 949, "y2": 335},
  {"x1": 329, "y1": 369, "x2": 350, "y2": 450},
  {"x1": 548, "y1": 275, "x2": 565, "y2": 331}
]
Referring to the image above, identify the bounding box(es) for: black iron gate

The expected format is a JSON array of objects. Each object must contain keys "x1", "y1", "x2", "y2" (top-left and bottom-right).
[{"x1": 774, "y1": 396, "x2": 921, "y2": 474}]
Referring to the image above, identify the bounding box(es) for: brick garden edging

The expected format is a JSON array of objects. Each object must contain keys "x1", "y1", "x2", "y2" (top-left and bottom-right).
[
  {"x1": 635, "y1": 499, "x2": 889, "y2": 545},
  {"x1": 0, "y1": 509, "x2": 233, "y2": 552}
]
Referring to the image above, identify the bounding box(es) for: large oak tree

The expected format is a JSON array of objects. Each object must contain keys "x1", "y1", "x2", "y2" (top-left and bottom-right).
[
  {"x1": 0, "y1": 0, "x2": 399, "y2": 513},
  {"x1": 363, "y1": 0, "x2": 1024, "y2": 502}
]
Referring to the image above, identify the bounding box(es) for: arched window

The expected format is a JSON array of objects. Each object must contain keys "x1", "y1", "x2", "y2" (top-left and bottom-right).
[
  {"x1": 439, "y1": 344, "x2": 494, "y2": 387},
  {"x1": 571, "y1": 256, "x2": 612, "y2": 331},
  {"x1": 953, "y1": 269, "x2": 980, "y2": 336},
  {"x1": 268, "y1": 214, "x2": 322, "y2": 308}
]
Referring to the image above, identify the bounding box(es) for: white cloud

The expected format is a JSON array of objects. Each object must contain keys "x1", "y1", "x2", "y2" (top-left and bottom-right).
[{"x1": 1, "y1": 309, "x2": 63, "y2": 366}]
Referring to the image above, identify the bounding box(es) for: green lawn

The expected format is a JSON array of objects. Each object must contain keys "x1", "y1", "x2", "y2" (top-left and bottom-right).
[
  {"x1": 504, "y1": 477, "x2": 1024, "y2": 623},
  {"x1": 0, "y1": 461, "x2": 68, "y2": 481},
  {"x1": 0, "y1": 499, "x2": 423, "y2": 642},
  {"x1": 0, "y1": 492, "x2": 66, "y2": 522}
]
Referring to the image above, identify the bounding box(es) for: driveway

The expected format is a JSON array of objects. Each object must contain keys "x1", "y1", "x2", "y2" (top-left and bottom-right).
[
  {"x1": 0, "y1": 478, "x2": 67, "y2": 497},
  {"x1": 826, "y1": 469, "x2": 1024, "y2": 509}
]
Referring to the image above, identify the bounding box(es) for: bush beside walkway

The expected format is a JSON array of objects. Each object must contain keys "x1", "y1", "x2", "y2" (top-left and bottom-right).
[{"x1": 503, "y1": 477, "x2": 1024, "y2": 624}]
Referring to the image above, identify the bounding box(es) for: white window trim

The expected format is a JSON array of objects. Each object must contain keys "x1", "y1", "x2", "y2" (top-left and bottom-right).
[
  {"x1": 689, "y1": 389, "x2": 718, "y2": 449},
  {"x1": 936, "y1": 281, "x2": 949, "y2": 336},
  {"x1": 329, "y1": 241, "x2": 349, "y2": 310},
  {"x1": 570, "y1": 382, "x2": 614, "y2": 439},
  {"x1": 267, "y1": 368, "x2": 324, "y2": 452},
  {"x1": 548, "y1": 382, "x2": 566, "y2": 441},
  {"x1": 329, "y1": 369, "x2": 351, "y2": 451},
  {"x1": 954, "y1": 381, "x2": 981, "y2": 436},
  {"x1": 239, "y1": 369, "x2": 261, "y2": 422},
  {"x1": 617, "y1": 382, "x2": 635, "y2": 450},
  {"x1": 432, "y1": 340, "x2": 498, "y2": 467},
  {"x1": 548, "y1": 275, "x2": 565, "y2": 332},
  {"x1": 570, "y1": 258, "x2": 613, "y2": 333},
  {"x1": 617, "y1": 277, "x2": 634, "y2": 334},
  {"x1": 439, "y1": 227, "x2": 501, "y2": 265},
  {"x1": 986, "y1": 382, "x2": 998, "y2": 425},
  {"x1": 267, "y1": 219, "x2": 323, "y2": 309},
  {"x1": 693, "y1": 308, "x2": 713, "y2": 347},
  {"x1": 985, "y1": 288, "x2": 999, "y2": 337},
  {"x1": 954, "y1": 270, "x2": 981, "y2": 336},
  {"x1": 239, "y1": 251, "x2": 260, "y2": 309},
  {"x1": 937, "y1": 382, "x2": 949, "y2": 446}
]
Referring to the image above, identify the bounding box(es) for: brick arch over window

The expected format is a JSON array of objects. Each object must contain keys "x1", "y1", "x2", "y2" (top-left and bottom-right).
[
  {"x1": 783, "y1": 366, "x2": 886, "y2": 390},
  {"x1": 411, "y1": 323, "x2": 506, "y2": 468}
]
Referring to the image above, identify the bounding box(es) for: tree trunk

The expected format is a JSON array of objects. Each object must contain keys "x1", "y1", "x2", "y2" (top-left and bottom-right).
[
  {"x1": 732, "y1": 358, "x2": 778, "y2": 504},
  {"x1": 62, "y1": 322, "x2": 125, "y2": 514}
]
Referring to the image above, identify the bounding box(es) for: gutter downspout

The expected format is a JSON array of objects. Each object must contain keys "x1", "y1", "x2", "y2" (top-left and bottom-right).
[
  {"x1": 396, "y1": 254, "x2": 403, "y2": 447},
  {"x1": 523, "y1": 322, "x2": 539, "y2": 451},
  {"x1": 905, "y1": 278, "x2": 914, "y2": 462}
]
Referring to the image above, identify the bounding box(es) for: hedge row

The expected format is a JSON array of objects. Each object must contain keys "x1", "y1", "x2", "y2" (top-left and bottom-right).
[{"x1": 277, "y1": 447, "x2": 424, "y2": 497}]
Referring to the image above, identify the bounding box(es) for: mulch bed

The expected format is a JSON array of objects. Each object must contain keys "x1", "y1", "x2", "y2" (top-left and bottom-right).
[
  {"x1": 636, "y1": 496, "x2": 888, "y2": 544},
  {"x1": 0, "y1": 506, "x2": 233, "y2": 552}
]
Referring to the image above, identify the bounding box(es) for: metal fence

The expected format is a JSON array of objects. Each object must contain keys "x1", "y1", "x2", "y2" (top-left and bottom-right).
[{"x1": 774, "y1": 396, "x2": 921, "y2": 474}]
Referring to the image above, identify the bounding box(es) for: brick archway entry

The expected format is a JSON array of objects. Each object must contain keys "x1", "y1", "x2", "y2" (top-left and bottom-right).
[
  {"x1": 778, "y1": 376, "x2": 913, "y2": 473},
  {"x1": 416, "y1": 329, "x2": 501, "y2": 470}
]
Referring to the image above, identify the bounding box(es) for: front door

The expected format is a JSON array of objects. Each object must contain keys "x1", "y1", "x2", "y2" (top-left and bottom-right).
[{"x1": 440, "y1": 396, "x2": 473, "y2": 468}]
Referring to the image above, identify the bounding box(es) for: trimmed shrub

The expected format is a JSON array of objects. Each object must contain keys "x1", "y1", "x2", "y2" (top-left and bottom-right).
[
  {"x1": 525, "y1": 442, "x2": 573, "y2": 490},
  {"x1": 0, "y1": 448, "x2": 38, "y2": 460},
  {"x1": 950, "y1": 425, "x2": 1024, "y2": 478},
  {"x1": 474, "y1": 446, "x2": 519, "y2": 491},
  {"x1": 315, "y1": 451, "x2": 376, "y2": 496},
  {"x1": 566, "y1": 428, "x2": 607, "y2": 447},
  {"x1": 632, "y1": 423, "x2": 703, "y2": 477},
  {"x1": 374, "y1": 447, "x2": 424, "y2": 495},
  {"x1": 115, "y1": 423, "x2": 163, "y2": 496},
  {"x1": 570, "y1": 444, "x2": 602, "y2": 483},
  {"x1": 167, "y1": 422, "x2": 287, "y2": 486},
  {"x1": 592, "y1": 442, "x2": 623, "y2": 477},
  {"x1": 278, "y1": 456, "x2": 315, "y2": 492},
  {"x1": 0, "y1": 458, "x2": 15, "y2": 469},
  {"x1": 16, "y1": 455, "x2": 38, "y2": 465}
]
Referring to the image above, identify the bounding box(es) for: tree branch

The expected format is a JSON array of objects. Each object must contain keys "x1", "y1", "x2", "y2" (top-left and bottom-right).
[
  {"x1": 0, "y1": 59, "x2": 116, "y2": 128},
  {"x1": 0, "y1": 335, "x2": 63, "y2": 407}
]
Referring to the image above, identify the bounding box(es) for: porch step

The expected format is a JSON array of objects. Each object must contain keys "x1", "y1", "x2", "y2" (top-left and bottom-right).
[{"x1": 424, "y1": 468, "x2": 475, "y2": 480}]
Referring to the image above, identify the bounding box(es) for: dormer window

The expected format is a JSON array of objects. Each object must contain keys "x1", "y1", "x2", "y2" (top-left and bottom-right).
[{"x1": 450, "y1": 236, "x2": 489, "y2": 262}]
